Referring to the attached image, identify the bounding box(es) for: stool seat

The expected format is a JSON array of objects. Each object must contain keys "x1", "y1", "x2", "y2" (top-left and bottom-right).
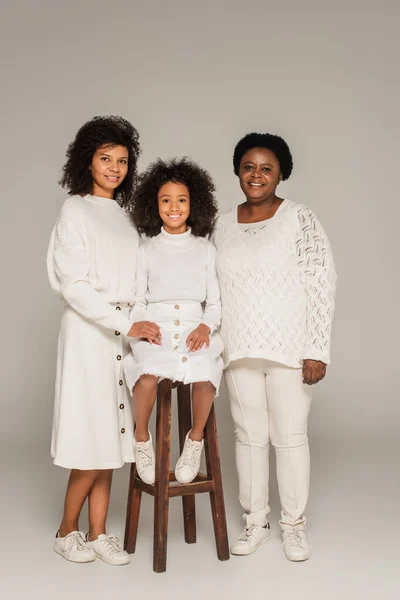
[{"x1": 124, "y1": 379, "x2": 230, "y2": 572}]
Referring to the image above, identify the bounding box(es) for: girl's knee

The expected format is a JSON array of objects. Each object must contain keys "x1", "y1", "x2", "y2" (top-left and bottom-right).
[
  {"x1": 192, "y1": 380, "x2": 215, "y2": 393},
  {"x1": 135, "y1": 374, "x2": 158, "y2": 391}
]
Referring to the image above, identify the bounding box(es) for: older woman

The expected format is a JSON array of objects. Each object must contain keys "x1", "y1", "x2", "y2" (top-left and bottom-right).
[{"x1": 213, "y1": 133, "x2": 337, "y2": 561}]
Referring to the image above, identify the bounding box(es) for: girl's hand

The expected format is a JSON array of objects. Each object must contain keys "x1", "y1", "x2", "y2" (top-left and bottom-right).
[
  {"x1": 128, "y1": 321, "x2": 162, "y2": 345},
  {"x1": 186, "y1": 324, "x2": 210, "y2": 352},
  {"x1": 302, "y1": 359, "x2": 326, "y2": 385}
]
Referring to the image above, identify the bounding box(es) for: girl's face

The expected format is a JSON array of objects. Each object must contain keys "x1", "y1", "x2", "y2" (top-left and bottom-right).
[
  {"x1": 90, "y1": 144, "x2": 129, "y2": 199},
  {"x1": 158, "y1": 181, "x2": 190, "y2": 234},
  {"x1": 239, "y1": 147, "x2": 282, "y2": 204}
]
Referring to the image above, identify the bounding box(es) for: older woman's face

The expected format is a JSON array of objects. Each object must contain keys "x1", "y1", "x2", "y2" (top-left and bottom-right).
[{"x1": 239, "y1": 147, "x2": 282, "y2": 203}]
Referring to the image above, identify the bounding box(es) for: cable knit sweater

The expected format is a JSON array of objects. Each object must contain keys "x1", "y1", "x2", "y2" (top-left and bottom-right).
[
  {"x1": 212, "y1": 199, "x2": 337, "y2": 367},
  {"x1": 47, "y1": 194, "x2": 139, "y2": 335}
]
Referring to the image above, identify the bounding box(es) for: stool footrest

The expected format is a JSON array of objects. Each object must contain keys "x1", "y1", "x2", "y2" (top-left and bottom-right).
[{"x1": 133, "y1": 472, "x2": 214, "y2": 497}]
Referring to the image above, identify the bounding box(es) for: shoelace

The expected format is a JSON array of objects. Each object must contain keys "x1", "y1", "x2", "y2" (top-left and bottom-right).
[
  {"x1": 136, "y1": 443, "x2": 154, "y2": 468},
  {"x1": 65, "y1": 531, "x2": 87, "y2": 552},
  {"x1": 181, "y1": 439, "x2": 202, "y2": 468},
  {"x1": 98, "y1": 535, "x2": 123, "y2": 556},
  {"x1": 238, "y1": 524, "x2": 259, "y2": 541},
  {"x1": 285, "y1": 529, "x2": 306, "y2": 548}
]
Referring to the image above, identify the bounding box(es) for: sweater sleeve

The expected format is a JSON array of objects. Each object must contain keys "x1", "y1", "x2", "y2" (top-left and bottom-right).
[
  {"x1": 130, "y1": 244, "x2": 148, "y2": 322},
  {"x1": 48, "y1": 202, "x2": 133, "y2": 335},
  {"x1": 201, "y1": 243, "x2": 222, "y2": 333},
  {"x1": 296, "y1": 205, "x2": 337, "y2": 364}
]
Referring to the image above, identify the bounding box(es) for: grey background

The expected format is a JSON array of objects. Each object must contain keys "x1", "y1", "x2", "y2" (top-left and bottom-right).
[{"x1": 0, "y1": 1, "x2": 398, "y2": 598}]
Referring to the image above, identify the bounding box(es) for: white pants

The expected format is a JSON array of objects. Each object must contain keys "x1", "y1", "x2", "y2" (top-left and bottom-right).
[{"x1": 225, "y1": 358, "x2": 312, "y2": 528}]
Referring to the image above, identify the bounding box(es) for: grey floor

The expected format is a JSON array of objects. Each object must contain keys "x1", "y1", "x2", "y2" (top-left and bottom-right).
[{"x1": 2, "y1": 433, "x2": 397, "y2": 600}]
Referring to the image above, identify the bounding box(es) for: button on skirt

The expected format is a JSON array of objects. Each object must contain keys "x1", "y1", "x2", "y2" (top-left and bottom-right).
[
  {"x1": 51, "y1": 304, "x2": 134, "y2": 470},
  {"x1": 123, "y1": 302, "x2": 224, "y2": 395}
]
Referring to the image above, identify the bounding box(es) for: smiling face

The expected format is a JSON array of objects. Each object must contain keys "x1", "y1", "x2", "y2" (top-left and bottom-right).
[
  {"x1": 90, "y1": 144, "x2": 129, "y2": 199},
  {"x1": 157, "y1": 181, "x2": 190, "y2": 234},
  {"x1": 239, "y1": 147, "x2": 282, "y2": 204}
]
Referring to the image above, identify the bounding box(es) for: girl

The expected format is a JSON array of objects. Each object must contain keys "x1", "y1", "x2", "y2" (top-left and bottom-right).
[
  {"x1": 123, "y1": 158, "x2": 223, "y2": 485},
  {"x1": 47, "y1": 116, "x2": 159, "y2": 565}
]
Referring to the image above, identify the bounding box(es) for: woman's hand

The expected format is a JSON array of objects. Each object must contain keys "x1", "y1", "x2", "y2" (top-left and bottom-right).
[
  {"x1": 302, "y1": 359, "x2": 326, "y2": 385},
  {"x1": 127, "y1": 321, "x2": 162, "y2": 345},
  {"x1": 186, "y1": 324, "x2": 210, "y2": 352}
]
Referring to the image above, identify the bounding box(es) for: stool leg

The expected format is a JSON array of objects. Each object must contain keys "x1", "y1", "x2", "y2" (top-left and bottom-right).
[
  {"x1": 124, "y1": 463, "x2": 142, "y2": 553},
  {"x1": 153, "y1": 379, "x2": 172, "y2": 573},
  {"x1": 204, "y1": 405, "x2": 230, "y2": 561},
  {"x1": 177, "y1": 384, "x2": 196, "y2": 544}
]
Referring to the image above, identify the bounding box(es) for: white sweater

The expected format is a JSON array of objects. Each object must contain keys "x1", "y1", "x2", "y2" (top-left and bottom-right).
[
  {"x1": 131, "y1": 227, "x2": 221, "y2": 332},
  {"x1": 47, "y1": 194, "x2": 140, "y2": 335},
  {"x1": 213, "y1": 200, "x2": 337, "y2": 367}
]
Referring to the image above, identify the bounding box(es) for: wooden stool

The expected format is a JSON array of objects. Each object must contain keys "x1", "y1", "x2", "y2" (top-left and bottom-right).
[{"x1": 124, "y1": 379, "x2": 230, "y2": 572}]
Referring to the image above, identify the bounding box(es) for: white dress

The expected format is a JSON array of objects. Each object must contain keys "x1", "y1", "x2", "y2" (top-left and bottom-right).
[
  {"x1": 123, "y1": 227, "x2": 224, "y2": 395},
  {"x1": 47, "y1": 194, "x2": 140, "y2": 470}
]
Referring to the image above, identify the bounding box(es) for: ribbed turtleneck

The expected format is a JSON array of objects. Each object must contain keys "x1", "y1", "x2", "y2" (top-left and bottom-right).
[{"x1": 154, "y1": 227, "x2": 197, "y2": 251}]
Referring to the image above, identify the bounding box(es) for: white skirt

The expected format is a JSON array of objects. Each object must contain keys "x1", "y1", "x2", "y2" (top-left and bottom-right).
[
  {"x1": 123, "y1": 302, "x2": 224, "y2": 395},
  {"x1": 51, "y1": 304, "x2": 135, "y2": 470}
]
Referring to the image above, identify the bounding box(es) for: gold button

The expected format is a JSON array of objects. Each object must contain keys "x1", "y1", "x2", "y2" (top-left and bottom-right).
[
  {"x1": 119, "y1": 404, "x2": 124, "y2": 410},
  {"x1": 116, "y1": 306, "x2": 121, "y2": 311},
  {"x1": 181, "y1": 356, "x2": 188, "y2": 363},
  {"x1": 119, "y1": 380, "x2": 123, "y2": 386},
  {"x1": 174, "y1": 304, "x2": 180, "y2": 310},
  {"x1": 117, "y1": 355, "x2": 122, "y2": 361},
  {"x1": 121, "y1": 428, "x2": 125, "y2": 433},
  {"x1": 175, "y1": 320, "x2": 180, "y2": 326},
  {"x1": 115, "y1": 331, "x2": 120, "y2": 336},
  {"x1": 173, "y1": 346, "x2": 178, "y2": 351},
  {"x1": 174, "y1": 334, "x2": 180, "y2": 339}
]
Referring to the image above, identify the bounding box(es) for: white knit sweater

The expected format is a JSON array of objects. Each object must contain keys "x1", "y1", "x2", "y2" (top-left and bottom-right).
[
  {"x1": 213, "y1": 200, "x2": 337, "y2": 367},
  {"x1": 47, "y1": 194, "x2": 140, "y2": 335},
  {"x1": 131, "y1": 227, "x2": 221, "y2": 332}
]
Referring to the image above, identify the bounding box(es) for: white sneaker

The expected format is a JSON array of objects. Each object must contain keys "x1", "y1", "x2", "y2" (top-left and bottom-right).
[
  {"x1": 87, "y1": 534, "x2": 130, "y2": 565},
  {"x1": 282, "y1": 526, "x2": 310, "y2": 561},
  {"x1": 175, "y1": 432, "x2": 203, "y2": 484},
  {"x1": 134, "y1": 432, "x2": 155, "y2": 485},
  {"x1": 230, "y1": 523, "x2": 271, "y2": 556},
  {"x1": 54, "y1": 530, "x2": 96, "y2": 563}
]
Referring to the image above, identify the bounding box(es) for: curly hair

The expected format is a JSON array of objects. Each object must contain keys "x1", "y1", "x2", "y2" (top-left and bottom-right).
[
  {"x1": 130, "y1": 158, "x2": 218, "y2": 238},
  {"x1": 59, "y1": 116, "x2": 141, "y2": 206},
  {"x1": 233, "y1": 133, "x2": 293, "y2": 180}
]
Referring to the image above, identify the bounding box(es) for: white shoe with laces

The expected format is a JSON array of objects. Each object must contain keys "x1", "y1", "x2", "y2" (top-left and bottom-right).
[
  {"x1": 175, "y1": 432, "x2": 203, "y2": 484},
  {"x1": 134, "y1": 432, "x2": 155, "y2": 485},
  {"x1": 86, "y1": 534, "x2": 130, "y2": 565},
  {"x1": 281, "y1": 525, "x2": 310, "y2": 561},
  {"x1": 230, "y1": 523, "x2": 271, "y2": 556},
  {"x1": 54, "y1": 530, "x2": 96, "y2": 563}
]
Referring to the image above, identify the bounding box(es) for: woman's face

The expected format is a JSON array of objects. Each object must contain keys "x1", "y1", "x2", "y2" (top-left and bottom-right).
[
  {"x1": 158, "y1": 181, "x2": 190, "y2": 234},
  {"x1": 90, "y1": 144, "x2": 129, "y2": 198},
  {"x1": 239, "y1": 147, "x2": 282, "y2": 203}
]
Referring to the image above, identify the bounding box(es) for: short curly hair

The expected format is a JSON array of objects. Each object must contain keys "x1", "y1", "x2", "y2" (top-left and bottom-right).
[
  {"x1": 59, "y1": 115, "x2": 141, "y2": 206},
  {"x1": 130, "y1": 158, "x2": 217, "y2": 238},
  {"x1": 233, "y1": 133, "x2": 293, "y2": 180}
]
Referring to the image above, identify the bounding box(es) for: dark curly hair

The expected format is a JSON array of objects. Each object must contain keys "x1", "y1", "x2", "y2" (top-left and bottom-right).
[
  {"x1": 233, "y1": 133, "x2": 293, "y2": 180},
  {"x1": 59, "y1": 115, "x2": 141, "y2": 206},
  {"x1": 130, "y1": 158, "x2": 217, "y2": 238}
]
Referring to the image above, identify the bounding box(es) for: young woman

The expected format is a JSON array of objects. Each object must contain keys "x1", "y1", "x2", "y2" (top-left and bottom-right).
[
  {"x1": 123, "y1": 158, "x2": 223, "y2": 485},
  {"x1": 213, "y1": 133, "x2": 337, "y2": 561},
  {"x1": 47, "y1": 116, "x2": 159, "y2": 565}
]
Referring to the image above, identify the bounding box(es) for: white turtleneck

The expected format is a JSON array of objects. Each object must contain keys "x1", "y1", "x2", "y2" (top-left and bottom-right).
[{"x1": 131, "y1": 227, "x2": 221, "y2": 332}]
